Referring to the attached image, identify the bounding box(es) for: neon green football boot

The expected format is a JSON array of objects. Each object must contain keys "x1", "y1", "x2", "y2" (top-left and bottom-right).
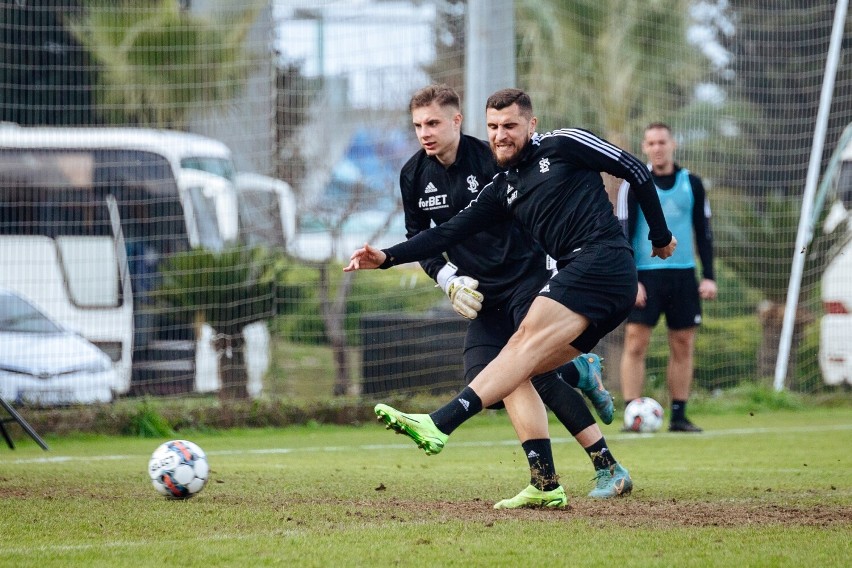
[
  {"x1": 493, "y1": 484, "x2": 568, "y2": 509},
  {"x1": 374, "y1": 403, "x2": 448, "y2": 456}
]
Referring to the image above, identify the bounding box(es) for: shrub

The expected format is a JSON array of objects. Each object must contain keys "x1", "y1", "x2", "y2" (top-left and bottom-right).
[
  {"x1": 644, "y1": 315, "x2": 762, "y2": 391},
  {"x1": 270, "y1": 262, "x2": 444, "y2": 345}
]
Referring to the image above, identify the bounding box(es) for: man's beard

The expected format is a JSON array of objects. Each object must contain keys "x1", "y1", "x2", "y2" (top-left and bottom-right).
[{"x1": 492, "y1": 145, "x2": 519, "y2": 168}]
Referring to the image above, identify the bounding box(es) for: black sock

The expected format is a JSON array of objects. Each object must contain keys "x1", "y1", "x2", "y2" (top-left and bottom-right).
[
  {"x1": 585, "y1": 438, "x2": 617, "y2": 470},
  {"x1": 522, "y1": 439, "x2": 560, "y2": 491},
  {"x1": 555, "y1": 360, "x2": 581, "y2": 388},
  {"x1": 428, "y1": 386, "x2": 483, "y2": 435},
  {"x1": 531, "y1": 371, "x2": 595, "y2": 436},
  {"x1": 671, "y1": 399, "x2": 687, "y2": 422}
]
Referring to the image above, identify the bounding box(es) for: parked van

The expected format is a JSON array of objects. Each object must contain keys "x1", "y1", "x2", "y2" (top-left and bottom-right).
[
  {"x1": 819, "y1": 132, "x2": 852, "y2": 386},
  {"x1": 0, "y1": 125, "x2": 291, "y2": 399}
]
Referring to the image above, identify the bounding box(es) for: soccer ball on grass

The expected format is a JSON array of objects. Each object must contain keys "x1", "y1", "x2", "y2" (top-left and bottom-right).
[
  {"x1": 148, "y1": 439, "x2": 209, "y2": 499},
  {"x1": 623, "y1": 397, "x2": 664, "y2": 433}
]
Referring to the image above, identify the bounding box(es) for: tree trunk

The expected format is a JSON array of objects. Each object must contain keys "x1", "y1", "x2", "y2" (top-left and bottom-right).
[
  {"x1": 595, "y1": 322, "x2": 625, "y2": 392},
  {"x1": 331, "y1": 337, "x2": 349, "y2": 396},
  {"x1": 757, "y1": 300, "x2": 814, "y2": 386},
  {"x1": 318, "y1": 264, "x2": 356, "y2": 396},
  {"x1": 216, "y1": 332, "x2": 249, "y2": 400}
]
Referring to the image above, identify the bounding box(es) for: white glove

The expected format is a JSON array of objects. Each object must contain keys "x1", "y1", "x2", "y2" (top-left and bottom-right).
[
  {"x1": 436, "y1": 263, "x2": 484, "y2": 320},
  {"x1": 445, "y1": 276, "x2": 483, "y2": 319}
]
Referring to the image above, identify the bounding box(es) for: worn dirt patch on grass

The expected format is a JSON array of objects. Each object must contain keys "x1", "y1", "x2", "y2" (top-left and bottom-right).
[{"x1": 352, "y1": 498, "x2": 852, "y2": 528}]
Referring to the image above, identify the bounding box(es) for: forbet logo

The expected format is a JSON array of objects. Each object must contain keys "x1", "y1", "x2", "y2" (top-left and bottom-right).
[{"x1": 419, "y1": 194, "x2": 448, "y2": 210}]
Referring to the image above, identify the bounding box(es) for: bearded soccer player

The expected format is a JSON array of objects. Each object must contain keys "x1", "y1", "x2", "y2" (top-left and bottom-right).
[
  {"x1": 347, "y1": 89, "x2": 675, "y2": 505},
  {"x1": 399, "y1": 84, "x2": 627, "y2": 507}
]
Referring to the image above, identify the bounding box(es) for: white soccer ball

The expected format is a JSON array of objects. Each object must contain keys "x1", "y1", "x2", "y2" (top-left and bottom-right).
[
  {"x1": 148, "y1": 439, "x2": 210, "y2": 499},
  {"x1": 623, "y1": 397, "x2": 664, "y2": 433}
]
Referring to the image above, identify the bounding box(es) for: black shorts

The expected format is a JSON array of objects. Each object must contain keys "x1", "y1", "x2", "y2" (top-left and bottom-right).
[
  {"x1": 538, "y1": 243, "x2": 637, "y2": 353},
  {"x1": 463, "y1": 273, "x2": 543, "y2": 382},
  {"x1": 627, "y1": 268, "x2": 701, "y2": 330}
]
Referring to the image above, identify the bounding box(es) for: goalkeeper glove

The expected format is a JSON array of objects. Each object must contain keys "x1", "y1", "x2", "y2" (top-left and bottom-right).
[{"x1": 436, "y1": 263, "x2": 483, "y2": 320}]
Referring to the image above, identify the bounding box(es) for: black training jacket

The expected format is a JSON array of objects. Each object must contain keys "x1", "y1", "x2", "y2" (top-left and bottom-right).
[
  {"x1": 399, "y1": 134, "x2": 549, "y2": 307},
  {"x1": 385, "y1": 128, "x2": 671, "y2": 268}
]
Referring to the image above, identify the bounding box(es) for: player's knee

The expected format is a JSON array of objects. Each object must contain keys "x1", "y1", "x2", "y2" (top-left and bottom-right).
[
  {"x1": 624, "y1": 342, "x2": 648, "y2": 359},
  {"x1": 669, "y1": 330, "x2": 695, "y2": 353}
]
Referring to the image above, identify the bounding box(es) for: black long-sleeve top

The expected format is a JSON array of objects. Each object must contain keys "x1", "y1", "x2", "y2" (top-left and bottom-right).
[
  {"x1": 399, "y1": 134, "x2": 550, "y2": 307},
  {"x1": 383, "y1": 128, "x2": 672, "y2": 268}
]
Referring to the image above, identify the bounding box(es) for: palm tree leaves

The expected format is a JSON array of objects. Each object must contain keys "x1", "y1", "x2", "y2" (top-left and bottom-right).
[
  {"x1": 516, "y1": 0, "x2": 705, "y2": 144},
  {"x1": 68, "y1": 0, "x2": 260, "y2": 128}
]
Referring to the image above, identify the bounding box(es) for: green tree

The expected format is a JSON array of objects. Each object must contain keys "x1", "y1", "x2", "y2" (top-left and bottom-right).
[
  {"x1": 710, "y1": 2, "x2": 852, "y2": 384},
  {"x1": 154, "y1": 246, "x2": 301, "y2": 400},
  {"x1": 68, "y1": 0, "x2": 259, "y2": 129},
  {"x1": 513, "y1": 0, "x2": 752, "y2": 223},
  {"x1": 721, "y1": 0, "x2": 852, "y2": 197},
  {"x1": 0, "y1": 1, "x2": 96, "y2": 125},
  {"x1": 516, "y1": 0, "x2": 704, "y2": 148},
  {"x1": 711, "y1": 190, "x2": 841, "y2": 383}
]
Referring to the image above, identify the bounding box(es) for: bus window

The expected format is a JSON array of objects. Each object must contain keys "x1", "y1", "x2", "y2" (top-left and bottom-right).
[
  {"x1": 238, "y1": 189, "x2": 286, "y2": 248},
  {"x1": 186, "y1": 184, "x2": 224, "y2": 251},
  {"x1": 180, "y1": 156, "x2": 236, "y2": 182},
  {"x1": 0, "y1": 151, "x2": 107, "y2": 238},
  {"x1": 93, "y1": 149, "x2": 190, "y2": 255},
  {"x1": 57, "y1": 236, "x2": 121, "y2": 307},
  {"x1": 837, "y1": 160, "x2": 852, "y2": 211}
]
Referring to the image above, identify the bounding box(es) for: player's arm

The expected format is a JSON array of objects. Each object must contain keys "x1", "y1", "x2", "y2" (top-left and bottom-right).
[
  {"x1": 555, "y1": 129, "x2": 673, "y2": 254},
  {"x1": 349, "y1": 183, "x2": 505, "y2": 270},
  {"x1": 691, "y1": 174, "x2": 717, "y2": 300},
  {"x1": 690, "y1": 175, "x2": 715, "y2": 281}
]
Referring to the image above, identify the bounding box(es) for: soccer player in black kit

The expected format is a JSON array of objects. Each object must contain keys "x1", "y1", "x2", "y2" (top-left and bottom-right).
[
  {"x1": 399, "y1": 84, "x2": 627, "y2": 507},
  {"x1": 347, "y1": 88, "x2": 676, "y2": 506}
]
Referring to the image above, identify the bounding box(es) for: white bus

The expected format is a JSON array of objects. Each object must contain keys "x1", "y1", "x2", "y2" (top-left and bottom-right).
[
  {"x1": 0, "y1": 125, "x2": 292, "y2": 399},
  {"x1": 820, "y1": 130, "x2": 852, "y2": 386}
]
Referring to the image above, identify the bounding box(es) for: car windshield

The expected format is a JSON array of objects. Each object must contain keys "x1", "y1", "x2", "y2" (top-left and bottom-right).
[{"x1": 0, "y1": 293, "x2": 62, "y2": 333}]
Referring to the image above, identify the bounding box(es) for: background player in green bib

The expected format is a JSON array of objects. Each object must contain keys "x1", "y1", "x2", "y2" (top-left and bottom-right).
[{"x1": 616, "y1": 122, "x2": 717, "y2": 432}]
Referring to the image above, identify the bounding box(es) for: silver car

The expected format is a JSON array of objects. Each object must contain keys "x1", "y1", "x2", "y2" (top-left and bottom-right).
[{"x1": 0, "y1": 289, "x2": 118, "y2": 405}]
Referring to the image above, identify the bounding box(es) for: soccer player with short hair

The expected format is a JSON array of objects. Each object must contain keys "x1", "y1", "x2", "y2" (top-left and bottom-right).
[{"x1": 617, "y1": 122, "x2": 716, "y2": 433}]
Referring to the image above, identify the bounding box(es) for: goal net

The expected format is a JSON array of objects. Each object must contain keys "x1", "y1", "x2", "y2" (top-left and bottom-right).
[{"x1": 0, "y1": 1, "x2": 849, "y2": 406}]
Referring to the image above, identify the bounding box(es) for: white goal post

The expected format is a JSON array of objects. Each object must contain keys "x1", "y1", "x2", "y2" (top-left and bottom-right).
[{"x1": 775, "y1": 0, "x2": 850, "y2": 390}]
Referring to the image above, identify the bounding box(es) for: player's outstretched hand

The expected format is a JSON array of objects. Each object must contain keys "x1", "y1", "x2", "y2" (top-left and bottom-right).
[
  {"x1": 344, "y1": 243, "x2": 386, "y2": 272},
  {"x1": 652, "y1": 235, "x2": 677, "y2": 260}
]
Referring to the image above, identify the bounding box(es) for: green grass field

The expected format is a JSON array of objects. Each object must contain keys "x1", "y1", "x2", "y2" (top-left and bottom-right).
[{"x1": 1, "y1": 405, "x2": 850, "y2": 567}]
